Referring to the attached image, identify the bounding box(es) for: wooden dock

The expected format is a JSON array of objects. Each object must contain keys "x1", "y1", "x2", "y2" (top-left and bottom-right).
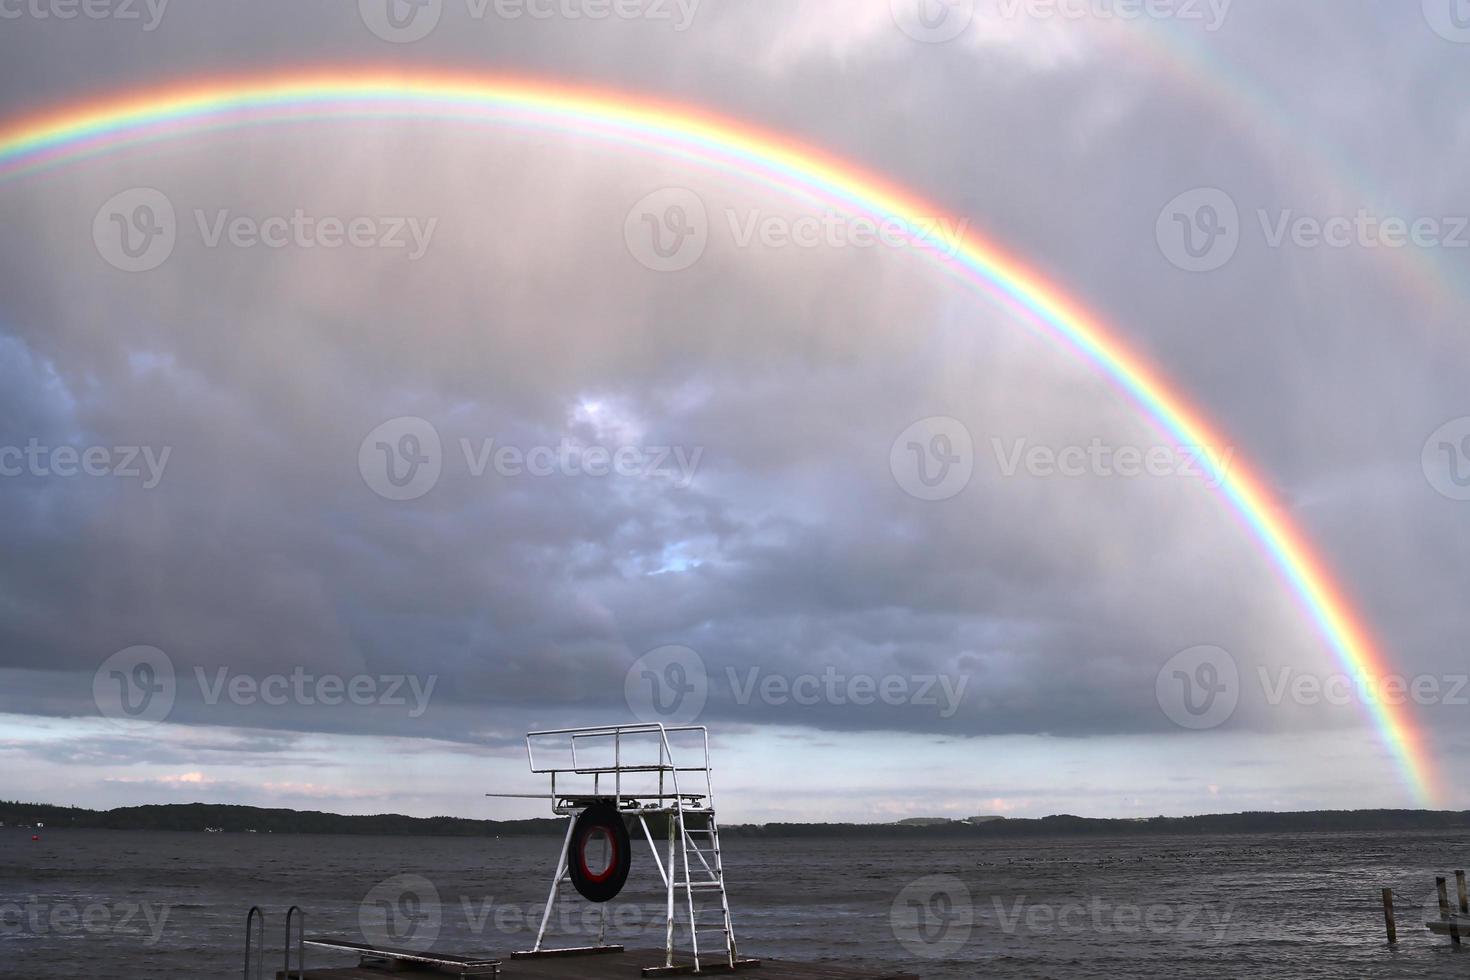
[{"x1": 274, "y1": 947, "x2": 918, "y2": 980}]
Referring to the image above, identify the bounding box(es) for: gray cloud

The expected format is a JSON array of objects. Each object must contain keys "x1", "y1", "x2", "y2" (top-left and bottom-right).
[{"x1": 0, "y1": 1, "x2": 1466, "y2": 814}]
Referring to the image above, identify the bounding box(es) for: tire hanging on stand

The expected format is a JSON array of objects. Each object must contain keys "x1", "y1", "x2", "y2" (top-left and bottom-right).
[{"x1": 567, "y1": 801, "x2": 632, "y2": 903}]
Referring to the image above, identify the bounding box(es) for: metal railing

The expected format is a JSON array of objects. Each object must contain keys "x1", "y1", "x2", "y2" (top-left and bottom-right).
[
  {"x1": 283, "y1": 905, "x2": 306, "y2": 980},
  {"x1": 243, "y1": 906, "x2": 265, "y2": 980},
  {"x1": 523, "y1": 723, "x2": 714, "y2": 813}
]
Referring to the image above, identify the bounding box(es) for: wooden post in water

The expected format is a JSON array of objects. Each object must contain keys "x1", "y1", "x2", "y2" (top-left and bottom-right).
[
  {"x1": 1438, "y1": 877, "x2": 1461, "y2": 945},
  {"x1": 1457, "y1": 870, "x2": 1468, "y2": 915},
  {"x1": 1381, "y1": 888, "x2": 1397, "y2": 944}
]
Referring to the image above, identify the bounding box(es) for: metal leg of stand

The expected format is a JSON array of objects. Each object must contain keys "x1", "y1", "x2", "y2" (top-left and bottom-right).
[
  {"x1": 532, "y1": 816, "x2": 577, "y2": 952},
  {"x1": 663, "y1": 810, "x2": 677, "y2": 967}
]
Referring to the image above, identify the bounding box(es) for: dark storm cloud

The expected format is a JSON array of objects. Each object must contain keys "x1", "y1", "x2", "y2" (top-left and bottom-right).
[{"x1": 0, "y1": 0, "x2": 1467, "y2": 769}]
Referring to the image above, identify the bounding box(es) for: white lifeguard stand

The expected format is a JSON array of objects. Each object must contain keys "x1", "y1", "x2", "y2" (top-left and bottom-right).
[{"x1": 488, "y1": 724, "x2": 757, "y2": 976}]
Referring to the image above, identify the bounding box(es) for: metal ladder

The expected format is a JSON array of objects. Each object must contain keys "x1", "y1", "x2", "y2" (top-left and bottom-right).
[
  {"x1": 672, "y1": 805, "x2": 736, "y2": 972},
  {"x1": 243, "y1": 905, "x2": 305, "y2": 980}
]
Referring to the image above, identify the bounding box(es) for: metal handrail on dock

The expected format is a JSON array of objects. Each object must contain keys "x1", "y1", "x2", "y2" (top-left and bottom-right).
[
  {"x1": 283, "y1": 905, "x2": 306, "y2": 980},
  {"x1": 243, "y1": 906, "x2": 265, "y2": 980}
]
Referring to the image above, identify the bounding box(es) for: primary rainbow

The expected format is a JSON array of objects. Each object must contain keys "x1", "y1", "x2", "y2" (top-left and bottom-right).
[{"x1": 0, "y1": 70, "x2": 1440, "y2": 804}]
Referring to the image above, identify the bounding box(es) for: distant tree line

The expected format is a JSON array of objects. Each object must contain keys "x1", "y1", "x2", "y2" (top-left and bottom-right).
[
  {"x1": 0, "y1": 801, "x2": 562, "y2": 836},
  {"x1": 728, "y1": 809, "x2": 1470, "y2": 838},
  {"x1": 3, "y1": 801, "x2": 1467, "y2": 838}
]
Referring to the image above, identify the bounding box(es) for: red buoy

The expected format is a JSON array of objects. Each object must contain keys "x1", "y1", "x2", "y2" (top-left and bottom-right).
[{"x1": 31, "y1": 835, "x2": 39, "y2": 841}]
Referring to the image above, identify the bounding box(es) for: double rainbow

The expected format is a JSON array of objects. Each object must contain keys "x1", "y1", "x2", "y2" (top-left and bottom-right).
[{"x1": 0, "y1": 70, "x2": 1439, "y2": 804}]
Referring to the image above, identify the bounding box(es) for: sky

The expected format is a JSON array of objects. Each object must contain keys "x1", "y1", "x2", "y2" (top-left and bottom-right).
[{"x1": 0, "y1": 1, "x2": 1467, "y2": 824}]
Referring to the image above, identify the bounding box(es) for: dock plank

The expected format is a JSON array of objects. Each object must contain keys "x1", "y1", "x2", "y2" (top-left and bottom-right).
[{"x1": 280, "y1": 946, "x2": 918, "y2": 980}]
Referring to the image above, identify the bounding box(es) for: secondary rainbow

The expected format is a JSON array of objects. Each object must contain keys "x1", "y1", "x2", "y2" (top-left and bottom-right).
[
  {"x1": 0, "y1": 70, "x2": 1439, "y2": 804},
  {"x1": 1118, "y1": 19, "x2": 1469, "y2": 326}
]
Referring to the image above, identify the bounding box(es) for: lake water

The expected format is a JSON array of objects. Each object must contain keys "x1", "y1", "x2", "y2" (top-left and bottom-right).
[{"x1": 1, "y1": 827, "x2": 1467, "y2": 978}]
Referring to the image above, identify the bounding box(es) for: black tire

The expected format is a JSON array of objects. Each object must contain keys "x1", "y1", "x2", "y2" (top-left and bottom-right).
[{"x1": 567, "y1": 802, "x2": 632, "y2": 903}]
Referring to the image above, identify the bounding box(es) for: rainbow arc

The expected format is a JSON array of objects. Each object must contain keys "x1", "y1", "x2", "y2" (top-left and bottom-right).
[{"x1": 0, "y1": 70, "x2": 1438, "y2": 804}]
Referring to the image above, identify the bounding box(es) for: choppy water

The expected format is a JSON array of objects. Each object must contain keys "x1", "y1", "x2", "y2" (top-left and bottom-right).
[{"x1": 2, "y1": 827, "x2": 1467, "y2": 979}]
